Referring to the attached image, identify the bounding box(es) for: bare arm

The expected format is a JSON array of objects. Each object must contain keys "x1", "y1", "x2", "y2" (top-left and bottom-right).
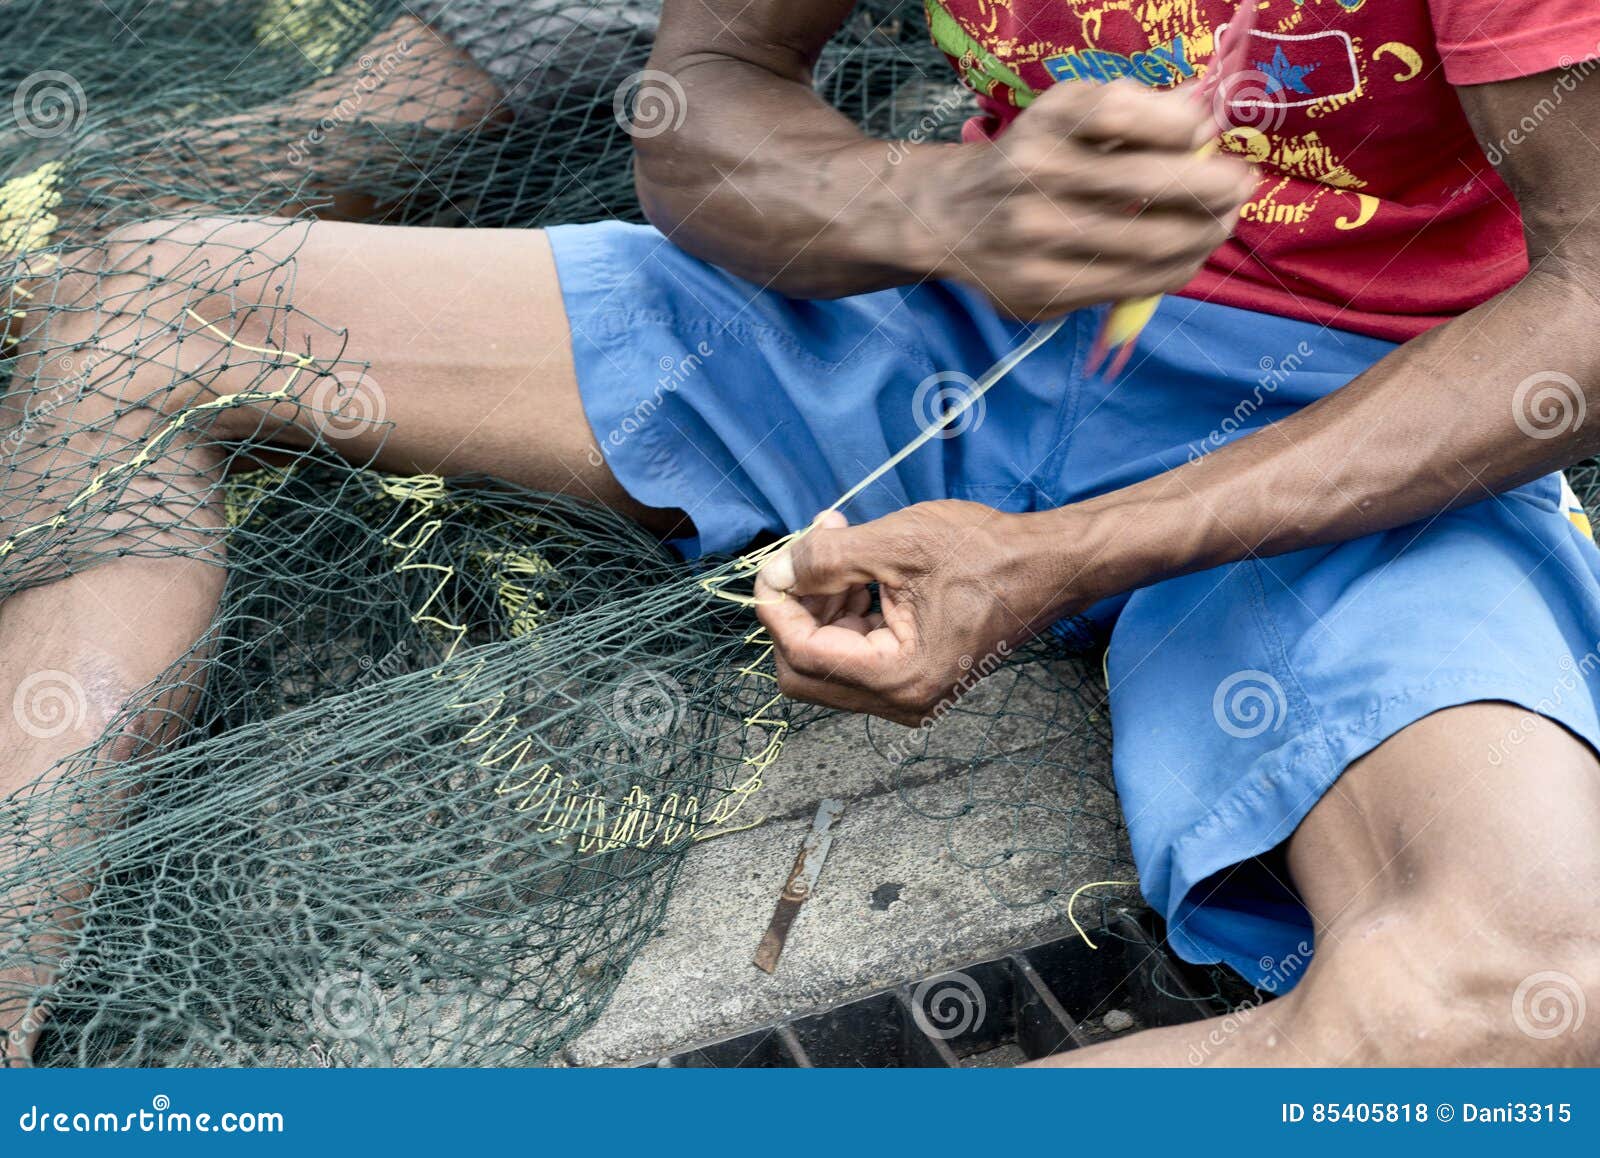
[
  {"x1": 635, "y1": 0, "x2": 897, "y2": 295},
  {"x1": 756, "y1": 66, "x2": 1600, "y2": 723},
  {"x1": 1043, "y1": 68, "x2": 1600, "y2": 605},
  {"x1": 635, "y1": 0, "x2": 1253, "y2": 313}
]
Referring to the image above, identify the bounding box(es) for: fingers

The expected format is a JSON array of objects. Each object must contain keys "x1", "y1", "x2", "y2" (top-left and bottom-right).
[
  {"x1": 1008, "y1": 202, "x2": 1234, "y2": 261},
  {"x1": 754, "y1": 570, "x2": 901, "y2": 686},
  {"x1": 759, "y1": 511, "x2": 903, "y2": 598},
  {"x1": 1025, "y1": 79, "x2": 1212, "y2": 152},
  {"x1": 754, "y1": 585, "x2": 930, "y2": 726},
  {"x1": 769, "y1": 652, "x2": 928, "y2": 727},
  {"x1": 1003, "y1": 141, "x2": 1254, "y2": 218}
]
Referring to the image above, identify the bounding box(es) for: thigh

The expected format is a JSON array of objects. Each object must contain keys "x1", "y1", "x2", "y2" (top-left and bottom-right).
[
  {"x1": 1289, "y1": 701, "x2": 1600, "y2": 940},
  {"x1": 90, "y1": 216, "x2": 678, "y2": 532}
]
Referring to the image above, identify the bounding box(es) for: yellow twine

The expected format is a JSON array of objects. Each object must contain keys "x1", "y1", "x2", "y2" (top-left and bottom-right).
[
  {"x1": 0, "y1": 309, "x2": 306, "y2": 559},
  {"x1": 1066, "y1": 879, "x2": 1136, "y2": 949}
]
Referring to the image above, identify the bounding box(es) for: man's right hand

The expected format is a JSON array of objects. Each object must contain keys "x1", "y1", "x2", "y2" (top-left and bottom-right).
[
  {"x1": 889, "y1": 80, "x2": 1257, "y2": 319},
  {"x1": 640, "y1": 1, "x2": 1254, "y2": 309}
]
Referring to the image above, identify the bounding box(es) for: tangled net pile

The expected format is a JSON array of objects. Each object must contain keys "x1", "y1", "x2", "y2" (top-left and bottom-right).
[{"x1": 10, "y1": 0, "x2": 1571, "y2": 1068}]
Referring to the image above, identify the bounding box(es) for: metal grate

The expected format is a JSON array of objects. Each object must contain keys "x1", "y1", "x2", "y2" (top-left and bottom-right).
[{"x1": 644, "y1": 912, "x2": 1231, "y2": 1067}]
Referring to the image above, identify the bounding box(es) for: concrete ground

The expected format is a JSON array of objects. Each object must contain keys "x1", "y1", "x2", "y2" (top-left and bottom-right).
[{"x1": 566, "y1": 655, "x2": 1144, "y2": 1066}]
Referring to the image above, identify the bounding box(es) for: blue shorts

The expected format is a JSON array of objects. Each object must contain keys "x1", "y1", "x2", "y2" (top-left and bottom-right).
[{"x1": 548, "y1": 221, "x2": 1600, "y2": 991}]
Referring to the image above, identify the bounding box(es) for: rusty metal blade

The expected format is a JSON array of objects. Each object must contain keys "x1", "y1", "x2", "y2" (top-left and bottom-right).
[{"x1": 752, "y1": 799, "x2": 844, "y2": 974}]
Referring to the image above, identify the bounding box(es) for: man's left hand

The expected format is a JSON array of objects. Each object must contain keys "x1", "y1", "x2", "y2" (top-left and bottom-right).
[{"x1": 754, "y1": 501, "x2": 1064, "y2": 724}]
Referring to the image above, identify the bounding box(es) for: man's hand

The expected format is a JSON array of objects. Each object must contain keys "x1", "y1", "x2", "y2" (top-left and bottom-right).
[
  {"x1": 899, "y1": 80, "x2": 1256, "y2": 319},
  {"x1": 754, "y1": 504, "x2": 1067, "y2": 724},
  {"x1": 640, "y1": 1, "x2": 1252, "y2": 308}
]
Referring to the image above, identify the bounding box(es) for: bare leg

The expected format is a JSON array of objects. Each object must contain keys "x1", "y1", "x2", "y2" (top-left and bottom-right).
[
  {"x1": 1031, "y1": 702, "x2": 1600, "y2": 1065},
  {"x1": 0, "y1": 212, "x2": 685, "y2": 1057},
  {"x1": 140, "y1": 15, "x2": 510, "y2": 223},
  {"x1": 88, "y1": 216, "x2": 685, "y2": 533},
  {"x1": 0, "y1": 252, "x2": 229, "y2": 1063},
  {"x1": 2, "y1": 15, "x2": 506, "y2": 356}
]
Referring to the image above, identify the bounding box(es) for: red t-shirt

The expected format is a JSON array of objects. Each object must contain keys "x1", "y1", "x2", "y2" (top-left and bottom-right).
[{"x1": 925, "y1": 0, "x2": 1600, "y2": 340}]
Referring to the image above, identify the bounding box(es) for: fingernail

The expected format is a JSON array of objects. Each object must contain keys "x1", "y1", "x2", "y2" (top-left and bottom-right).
[{"x1": 760, "y1": 550, "x2": 796, "y2": 592}]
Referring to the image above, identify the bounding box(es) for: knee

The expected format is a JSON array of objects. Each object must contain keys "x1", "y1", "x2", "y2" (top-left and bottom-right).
[
  {"x1": 19, "y1": 217, "x2": 302, "y2": 421},
  {"x1": 1301, "y1": 902, "x2": 1600, "y2": 1065}
]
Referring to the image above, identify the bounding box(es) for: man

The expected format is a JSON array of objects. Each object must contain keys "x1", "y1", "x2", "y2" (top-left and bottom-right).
[{"x1": 3, "y1": 0, "x2": 1598, "y2": 1065}]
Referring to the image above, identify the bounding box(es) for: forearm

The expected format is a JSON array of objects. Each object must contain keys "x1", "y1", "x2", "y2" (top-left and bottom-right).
[
  {"x1": 635, "y1": 55, "x2": 943, "y2": 297},
  {"x1": 1034, "y1": 265, "x2": 1600, "y2": 611}
]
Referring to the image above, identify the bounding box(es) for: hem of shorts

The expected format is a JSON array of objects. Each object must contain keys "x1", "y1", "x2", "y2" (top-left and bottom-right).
[
  {"x1": 1160, "y1": 671, "x2": 1600, "y2": 990},
  {"x1": 544, "y1": 222, "x2": 763, "y2": 560}
]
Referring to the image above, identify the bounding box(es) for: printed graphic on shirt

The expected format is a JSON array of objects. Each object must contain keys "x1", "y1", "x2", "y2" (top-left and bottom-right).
[
  {"x1": 921, "y1": 0, "x2": 1565, "y2": 339},
  {"x1": 926, "y1": 0, "x2": 1438, "y2": 239}
]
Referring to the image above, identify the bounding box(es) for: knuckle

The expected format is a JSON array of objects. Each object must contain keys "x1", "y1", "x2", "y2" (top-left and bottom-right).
[
  {"x1": 904, "y1": 674, "x2": 946, "y2": 712},
  {"x1": 1007, "y1": 136, "x2": 1063, "y2": 175},
  {"x1": 795, "y1": 535, "x2": 838, "y2": 582}
]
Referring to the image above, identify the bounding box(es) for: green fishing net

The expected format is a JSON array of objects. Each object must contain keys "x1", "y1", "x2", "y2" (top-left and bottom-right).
[
  {"x1": 0, "y1": 0, "x2": 1115, "y2": 1068},
  {"x1": 3, "y1": 0, "x2": 1560, "y2": 1069}
]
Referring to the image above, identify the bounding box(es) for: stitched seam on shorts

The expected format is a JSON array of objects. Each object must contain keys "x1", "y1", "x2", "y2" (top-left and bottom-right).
[
  {"x1": 1037, "y1": 311, "x2": 1093, "y2": 506},
  {"x1": 1241, "y1": 560, "x2": 1341, "y2": 782},
  {"x1": 1313, "y1": 670, "x2": 1574, "y2": 746}
]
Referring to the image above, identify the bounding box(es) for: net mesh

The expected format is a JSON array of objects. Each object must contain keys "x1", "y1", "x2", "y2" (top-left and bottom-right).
[{"x1": 2, "y1": 0, "x2": 1579, "y2": 1067}]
